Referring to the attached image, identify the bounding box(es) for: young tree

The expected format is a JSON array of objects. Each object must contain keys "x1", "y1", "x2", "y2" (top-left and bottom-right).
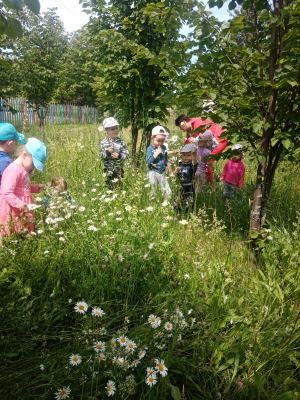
[
  {"x1": 53, "y1": 30, "x2": 98, "y2": 106},
  {"x1": 81, "y1": 0, "x2": 195, "y2": 160},
  {"x1": 14, "y1": 8, "x2": 67, "y2": 140},
  {"x1": 173, "y1": 0, "x2": 300, "y2": 232}
]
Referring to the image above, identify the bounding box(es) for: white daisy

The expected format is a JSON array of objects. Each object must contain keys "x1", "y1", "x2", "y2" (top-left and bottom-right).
[
  {"x1": 161, "y1": 223, "x2": 168, "y2": 228},
  {"x1": 126, "y1": 340, "x2": 137, "y2": 352},
  {"x1": 92, "y1": 307, "x2": 105, "y2": 317},
  {"x1": 148, "y1": 314, "x2": 161, "y2": 328},
  {"x1": 37, "y1": 229, "x2": 43, "y2": 234},
  {"x1": 116, "y1": 218, "x2": 122, "y2": 221},
  {"x1": 138, "y1": 350, "x2": 146, "y2": 359},
  {"x1": 179, "y1": 220, "x2": 188, "y2": 225},
  {"x1": 144, "y1": 184, "x2": 150, "y2": 188},
  {"x1": 171, "y1": 135, "x2": 178, "y2": 142},
  {"x1": 125, "y1": 205, "x2": 132, "y2": 211},
  {"x1": 116, "y1": 210, "x2": 122, "y2": 215},
  {"x1": 69, "y1": 354, "x2": 82, "y2": 366},
  {"x1": 155, "y1": 359, "x2": 168, "y2": 377},
  {"x1": 108, "y1": 213, "x2": 114, "y2": 216},
  {"x1": 78, "y1": 206, "x2": 86, "y2": 212},
  {"x1": 146, "y1": 206, "x2": 154, "y2": 212},
  {"x1": 106, "y1": 380, "x2": 116, "y2": 397},
  {"x1": 110, "y1": 338, "x2": 117, "y2": 350},
  {"x1": 112, "y1": 178, "x2": 118, "y2": 183},
  {"x1": 45, "y1": 217, "x2": 54, "y2": 224},
  {"x1": 91, "y1": 188, "x2": 97, "y2": 192},
  {"x1": 118, "y1": 335, "x2": 129, "y2": 346},
  {"x1": 179, "y1": 318, "x2": 187, "y2": 329},
  {"x1": 56, "y1": 231, "x2": 64, "y2": 235},
  {"x1": 124, "y1": 316, "x2": 130, "y2": 323},
  {"x1": 35, "y1": 197, "x2": 43, "y2": 202},
  {"x1": 164, "y1": 322, "x2": 173, "y2": 331},
  {"x1": 54, "y1": 386, "x2": 71, "y2": 399},
  {"x1": 148, "y1": 243, "x2": 154, "y2": 249},
  {"x1": 74, "y1": 301, "x2": 88, "y2": 315},
  {"x1": 146, "y1": 367, "x2": 156, "y2": 376},
  {"x1": 184, "y1": 274, "x2": 190, "y2": 279},
  {"x1": 131, "y1": 359, "x2": 140, "y2": 368},
  {"x1": 94, "y1": 341, "x2": 106, "y2": 353},
  {"x1": 40, "y1": 364, "x2": 44, "y2": 371},
  {"x1": 113, "y1": 356, "x2": 124, "y2": 365},
  {"x1": 44, "y1": 250, "x2": 50, "y2": 254},
  {"x1": 145, "y1": 374, "x2": 157, "y2": 387},
  {"x1": 97, "y1": 353, "x2": 106, "y2": 362},
  {"x1": 59, "y1": 237, "x2": 66, "y2": 242},
  {"x1": 162, "y1": 200, "x2": 169, "y2": 207}
]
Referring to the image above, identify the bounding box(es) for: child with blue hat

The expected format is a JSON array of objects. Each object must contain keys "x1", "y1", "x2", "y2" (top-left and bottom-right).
[
  {"x1": 0, "y1": 137, "x2": 47, "y2": 243},
  {"x1": 0, "y1": 123, "x2": 26, "y2": 187}
]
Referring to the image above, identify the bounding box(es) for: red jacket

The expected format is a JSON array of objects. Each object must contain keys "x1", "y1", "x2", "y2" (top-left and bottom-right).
[
  {"x1": 221, "y1": 159, "x2": 245, "y2": 188},
  {"x1": 184, "y1": 118, "x2": 224, "y2": 145}
]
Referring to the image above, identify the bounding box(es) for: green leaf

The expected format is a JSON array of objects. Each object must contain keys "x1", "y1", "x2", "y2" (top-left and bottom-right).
[
  {"x1": 228, "y1": 1, "x2": 236, "y2": 10},
  {"x1": 282, "y1": 139, "x2": 291, "y2": 149},
  {"x1": 273, "y1": 392, "x2": 296, "y2": 400},
  {"x1": 0, "y1": 59, "x2": 12, "y2": 69},
  {"x1": 169, "y1": 383, "x2": 181, "y2": 400},
  {"x1": 5, "y1": 18, "x2": 23, "y2": 39},
  {"x1": 217, "y1": 357, "x2": 235, "y2": 373},
  {"x1": 209, "y1": 92, "x2": 216, "y2": 100},
  {"x1": 287, "y1": 80, "x2": 297, "y2": 87},
  {"x1": 24, "y1": 0, "x2": 41, "y2": 14},
  {"x1": 10, "y1": 0, "x2": 23, "y2": 10},
  {"x1": 4, "y1": 352, "x2": 20, "y2": 357}
]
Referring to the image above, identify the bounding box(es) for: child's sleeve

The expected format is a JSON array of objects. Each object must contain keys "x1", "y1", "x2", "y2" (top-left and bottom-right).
[
  {"x1": 120, "y1": 141, "x2": 129, "y2": 161},
  {"x1": 30, "y1": 184, "x2": 40, "y2": 193},
  {"x1": 146, "y1": 147, "x2": 156, "y2": 166},
  {"x1": 1, "y1": 169, "x2": 25, "y2": 209},
  {"x1": 99, "y1": 140, "x2": 110, "y2": 159},
  {"x1": 220, "y1": 162, "x2": 228, "y2": 181},
  {"x1": 238, "y1": 163, "x2": 245, "y2": 188}
]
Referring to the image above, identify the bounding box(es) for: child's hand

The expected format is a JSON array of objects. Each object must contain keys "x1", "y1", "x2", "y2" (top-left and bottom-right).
[
  {"x1": 191, "y1": 148, "x2": 197, "y2": 154},
  {"x1": 188, "y1": 137, "x2": 195, "y2": 143},
  {"x1": 111, "y1": 152, "x2": 119, "y2": 159},
  {"x1": 154, "y1": 147, "x2": 162, "y2": 158},
  {"x1": 174, "y1": 167, "x2": 180, "y2": 175},
  {"x1": 108, "y1": 146, "x2": 114, "y2": 153},
  {"x1": 38, "y1": 184, "x2": 44, "y2": 191}
]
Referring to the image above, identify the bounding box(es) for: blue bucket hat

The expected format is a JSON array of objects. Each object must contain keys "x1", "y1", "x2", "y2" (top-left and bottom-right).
[
  {"x1": 0, "y1": 123, "x2": 26, "y2": 144},
  {"x1": 25, "y1": 138, "x2": 48, "y2": 172}
]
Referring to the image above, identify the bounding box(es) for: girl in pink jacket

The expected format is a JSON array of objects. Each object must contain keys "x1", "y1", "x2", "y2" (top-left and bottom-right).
[
  {"x1": 0, "y1": 138, "x2": 47, "y2": 243},
  {"x1": 220, "y1": 144, "x2": 245, "y2": 200}
]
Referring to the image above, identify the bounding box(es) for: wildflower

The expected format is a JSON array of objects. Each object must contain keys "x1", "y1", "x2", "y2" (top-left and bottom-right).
[
  {"x1": 59, "y1": 237, "x2": 66, "y2": 242},
  {"x1": 184, "y1": 274, "x2": 190, "y2": 279},
  {"x1": 35, "y1": 197, "x2": 43, "y2": 202},
  {"x1": 82, "y1": 181, "x2": 86, "y2": 185},
  {"x1": 68, "y1": 299, "x2": 72, "y2": 304},
  {"x1": 188, "y1": 309, "x2": 193, "y2": 315},
  {"x1": 106, "y1": 380, "x2": 116, "y2": 397},
  {"x1": 146, "y1": 367, "x2": 156, "y2": 376},
  {"x1": 144, "y1": 184, "x2": 150, "y2": 187},
  {"x1": 143, "y1": 253, "x2": 148, "y2": 259},
  {"x1": 91, "y1": 188, "x2": 97, "y2": 192},
  {"x1": 82, "y1": 193, "x2": 86, "y2": 197},
  {"x1": 161, "y1": 223, "x2": 168, "y2": 228},
  {"x1": 98, "y1": 353, "x2": 106, "y2": 361},
  {"x1": 56, "y1": 231, "x2": 64, "y2": 235},
  {"x1": 179, "y1": 220, "x2": 188, "y2": 225},
  {"x1": 164, "y1": 322, "x2": 172, "y2": 331},
  {"x1": 224, "y1": 295, "x2": 228, "y2": 303},
  {"x1": 267, "y1": 235, "x2": 273, "y2": 240},
  {"x1": 125, "y1": 205, "x2": 132, "y2": 211},
  {"x1": 171, "y1": 135, "x2": 178, "y2": 142},
  {"x1": 146, "y1": 206, "x2": 153, "y2": 212},
  {"x1": 110, "y1": 338, "x2": 117, "y2": 350},
  {"x1": 92, "y1": 307, "x2": 105, "y2": 317},
  {"x1": 79, "y1": 206, "x2": 85, "y2": 212},
  {"x1": 45, "y1": 217, "x2": 54, "y2": 224},
  {"x1": 139, "y1": 209, "x2": 145, "y2": 213},
  {"x1": 162, "y1": 200, "x2": 169, "y2": 207},
  {"x1": 237, "y1": 382, "x2": 243, "y2": 389},
  {"x1": 116, "y1": 218, "x2": 122, "y2": 221},
  {"x1": 148, "y1": 314, "x2": 161, "y2": 328},
  {"x1": 94, "y1": 341, "x2": 106, "y2": 353},
  {"x1": 102, "y1": 221, "x2": 107, "y2": 226},
  {"x1": 54, "y1": 386, "x2": 71, "y2": 400},
  {"x1": 116, "y1": 210, "x2": 122, "y2": 215},
  {"x1": 37, "y1": 229, "x2": 43, "y2": 234},
  {"x1": 118, "y1": 335, "x2": 129, "y2": 346},
  {"x1": 108, "y1": 213, "x2": 114, "y2": 216},
  {"x1": 74, "y1": 301, "x2": 88, "y2": 315},
  {"x1": 131, "y1": 359, "x2": 140, "y2": 368},
  {"x1": 69, "y1": 354, "x2": 82, "y2": 366},
  {"x1": 179, "y1": 319, "x2": 187, "y2": 329},
  {"x1": 40, "y1": 364, "x2": 44, "y2": 371},
  {"x1": 118, "y1": 254, "x2": 124, "y2": 262},
  {"x1": 148, "y1": 243, "x2": 154, "y2": 249},
  {"x1": 88, "y1": 225, "x2": 98, "y2": 231},
  {"x1": 124, "y1": 316, "x2": 130, "y2": 323},
  {"x1": 113, "y1": 178, "x2": 118, "y2": 183},
  {"x1": 155, "y1": 359, "x2": 168, "y2": 377},
  {"x1": 138, "y1": 350, "x2": 146, "y2": 359},
  {"x1": 44, "y1": 250, "x2": 50, "y2": 254},
  {"x1": 126, "y1": 340, "x2": 137, "y2": 352}
]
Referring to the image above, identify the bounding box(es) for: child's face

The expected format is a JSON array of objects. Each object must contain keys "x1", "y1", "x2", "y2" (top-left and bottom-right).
[
  {"x1": 179, "y1": 121, "x2": 191, "y2": 132},
  {"x1": 106, "y1": 126, "x2": 119, "y2": 140},
  {"x1": 22, "y1": 152, "x2": 35, "y2": 171},
  {"x1": 152, "y1": 134, "x2": 165, "y2": 148},
  {"x1": 198, "y1": 140, "x2": 210, "y2": 148},
  {"x1": 181, "y1": 152, "x2": 192, "y2": 163},
  {"x1": 1, "y1": 140, "x2": 16, "y2": 153},
  {"x1": 232, "y1": 154, "x2": 242, "y2": 161}
]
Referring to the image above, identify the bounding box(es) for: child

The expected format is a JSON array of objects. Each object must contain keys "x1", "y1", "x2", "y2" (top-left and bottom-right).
[
  {"x1": 99, "y1": 117, "x2": 129, "y2": 189},
  {"x1": 0, "y1": 123, "x2": 26, "y2": 187},
  {"x1": 220, "y1": 144, "x2": 245, "y2": 200},
  {"x1": 195, "y1": 130, "x2": 213, "y2": 192},
  {"x1": 0, "y1": 138, "x2": 47, "y2": 242},
  {"x1": 146, "y1": 126, "x2": 172, "y2": 200},
  {"x1": 174, "y1": 143, "x2": 197, "y2": 212},
  {"x1": 44, "y1": 176, "x2": 74, "y2": 209}
]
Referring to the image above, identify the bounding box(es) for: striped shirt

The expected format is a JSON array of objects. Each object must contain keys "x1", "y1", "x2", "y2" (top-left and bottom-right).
[{"x1": 99, "y1": 137, "x2": 129, "y2": 171}]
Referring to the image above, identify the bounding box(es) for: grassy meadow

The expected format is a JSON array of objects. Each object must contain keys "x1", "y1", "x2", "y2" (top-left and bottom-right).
[{"x1": 0, "y1": 122, "x2": 299, "y2": 400}]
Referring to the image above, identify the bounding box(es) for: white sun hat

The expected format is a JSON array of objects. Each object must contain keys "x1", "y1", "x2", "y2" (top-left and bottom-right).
[
  {"x1": 151, "y1": 125, "x2": 167, "y2": 136},
  {"x1": 103, "y1": 117, "x2": 119, "y2": 129}
]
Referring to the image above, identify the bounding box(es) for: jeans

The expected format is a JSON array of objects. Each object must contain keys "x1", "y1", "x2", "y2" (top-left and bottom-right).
[{"x1": 223, "y1": 181, "x2": 237, "y2": 199}]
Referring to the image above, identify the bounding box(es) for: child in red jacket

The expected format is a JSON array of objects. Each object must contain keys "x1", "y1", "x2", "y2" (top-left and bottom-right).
[{"x1": 220, "y1": 144, "x2": 245, "y2": 200}]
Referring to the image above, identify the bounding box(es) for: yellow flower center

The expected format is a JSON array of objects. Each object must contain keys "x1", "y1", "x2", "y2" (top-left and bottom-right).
[
  {"x1": 96, "y1": 311, "x2": 100, "y2": 315},
  {"x1": 140, "y1": 352, "x2": 142, "y2": 356},
  {"x1": 107, "y1": 386, "x2": 111, "y2": 391},
  {"x1": 97, "y1": 344, "x2": 102, "y2": 348},
  {"x1": 158, "y1": 364, "x2": 163, "y2": 371},
  {"x1": 79, "y1": 305, "x2": 84, "y2": 310},
  {"x1": 116, "y1": 359, "x2": 120, "y2": 363},
  {"x1": 111, "y1": 342, "x2": 115, "y2": 347},
  {"x1": 60, "y1": 390, "x2": 66, "y2": 396},
  {"x1": 150, "y1": 377, "x2": 154, "y2": 383},
  {"x1": 151, "y1": 318, "x2": 155, "y2": 322},
  {"x1": 129, "y1": 344, "x2": 133, "y2": 348},
  {"x1": 74, "y1": 357, "x2": 78, "y2": 362},
  {"x1": 167, "y1": 324, "x2": 170, "y2": 328},
  {"x1": 121, "y1": 338, "x2": 125, "y2": 343}
]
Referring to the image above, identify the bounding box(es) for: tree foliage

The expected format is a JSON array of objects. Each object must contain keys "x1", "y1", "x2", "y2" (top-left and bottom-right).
[
  {"x1": 81, "y1": 0, "x2": 196, "y2": 158},
  {"x1": 170, "y1": 0, "x2": 300, "y2": 232}
]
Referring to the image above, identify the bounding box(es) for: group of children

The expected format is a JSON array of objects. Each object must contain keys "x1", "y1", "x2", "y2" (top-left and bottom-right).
[
  {"x1": 0, "y1": 116, "x2": 245, "y2": 244},
  {"x1": 100, "y1": 117, "x2": 245, "y2": 213}
]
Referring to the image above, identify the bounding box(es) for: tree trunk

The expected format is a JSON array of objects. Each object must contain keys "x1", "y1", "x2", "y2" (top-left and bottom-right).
[{"x1": 40, "y1": 116, "x2": 45, "y2": 142}]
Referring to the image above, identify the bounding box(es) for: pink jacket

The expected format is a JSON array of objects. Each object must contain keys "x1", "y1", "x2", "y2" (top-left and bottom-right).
[
  {"x1": 221, "y1": 159, "x2": 245, "y2": 188},
  {"x1": 0, "y1": 163, "x2": 40, "y2": 235}
]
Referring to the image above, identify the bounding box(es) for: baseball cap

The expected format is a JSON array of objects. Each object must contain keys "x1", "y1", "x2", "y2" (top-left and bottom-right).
[
  {"x1": 25, "y1": 138, "x2": 48, "y2": 172},
  {"x1": 181, "y1": 143, "x2": 197, "y2": 153},
  {"x1": 103, "y1": 117, "x2": 119, "y2": 129},
  {"x1": 196, "y1": 130, "x2": 213, "y2": 142},
  {"x1": 232, "y1": 144, "x2": 244, "y2": 152},
  {"x1": 151, "y1": 125, "x2": 167, "y2": 136},
  {"x1": 0, "y1": 123, "x2": 26, "y2": 144}
]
